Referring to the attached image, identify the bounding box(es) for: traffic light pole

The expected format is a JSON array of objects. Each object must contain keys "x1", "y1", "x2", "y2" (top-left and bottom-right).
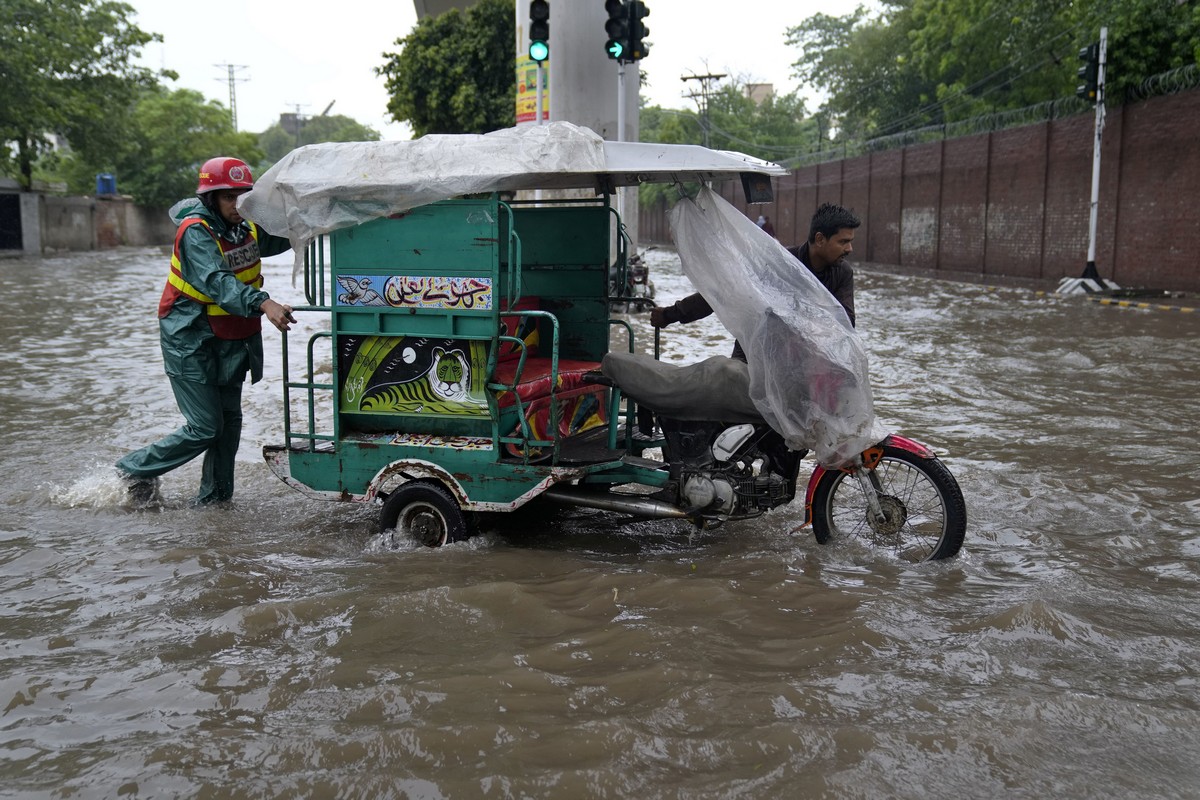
[
  {"x1": 1061, "y1": 26, "x2": 1117, "y2": 293},
  {"x1": 616, "y1": 61, "x2": 626, "y2": 143},
  {"x1": 537, "y1": 62, "x2": 545, "y2": 126},
  {"x1": 1083, "y1": 26, "x2": 1108, "y2": 284},
  {"x1": 616, "y1": 60, "x2": 627, "y2": 224}
]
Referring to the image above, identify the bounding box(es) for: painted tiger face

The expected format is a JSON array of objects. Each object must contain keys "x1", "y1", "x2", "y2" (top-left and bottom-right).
[{"x1": 429, "y1": 347, "x2": 469, "y2": 402}]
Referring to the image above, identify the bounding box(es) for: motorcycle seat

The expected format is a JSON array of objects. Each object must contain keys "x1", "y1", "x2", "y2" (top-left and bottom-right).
[{"x1": 600, "y1": 351, "x2": 764, "y2": 423}]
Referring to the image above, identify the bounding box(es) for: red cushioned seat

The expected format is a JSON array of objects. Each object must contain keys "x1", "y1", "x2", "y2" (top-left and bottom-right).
[{"x1": 492, "y1": 357, "x2": 601, "y2": 408}]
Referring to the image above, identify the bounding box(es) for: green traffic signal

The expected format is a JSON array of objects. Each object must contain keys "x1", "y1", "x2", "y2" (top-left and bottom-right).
[
  {"x1": 529, "y1": 0, "x2": 549, "y2": 63},
  {"x1": 605, "y1": 0, "x2": 628, "y2": 61}
]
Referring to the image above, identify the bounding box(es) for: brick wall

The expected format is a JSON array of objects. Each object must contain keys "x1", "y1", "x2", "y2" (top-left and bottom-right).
[{"x1": 640, "y1": 87, "x2": 1200, "y2": 292}]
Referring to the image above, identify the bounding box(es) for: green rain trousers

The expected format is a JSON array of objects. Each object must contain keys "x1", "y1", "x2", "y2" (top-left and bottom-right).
[
  {"x1": 116, "y1": 196, "x2": 290, "y2": 504},
  {"x1": 116, "y1": 377, "x2": 245, "y2": 504}
]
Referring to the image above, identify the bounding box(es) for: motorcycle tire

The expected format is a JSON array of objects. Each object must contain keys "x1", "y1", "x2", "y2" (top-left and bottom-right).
[{"x1": 810, "y1": 445, "x2": 966, "y2": 562}]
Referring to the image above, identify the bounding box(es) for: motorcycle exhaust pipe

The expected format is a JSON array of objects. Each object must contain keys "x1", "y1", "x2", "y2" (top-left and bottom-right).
[{"x1": 541, "y1": 485, "x2": 692, "y2": 519}]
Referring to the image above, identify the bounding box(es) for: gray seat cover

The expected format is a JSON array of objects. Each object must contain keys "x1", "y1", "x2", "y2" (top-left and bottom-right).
[{"x1": 600, "y1": 352, "x2": 764, "y2": 423}]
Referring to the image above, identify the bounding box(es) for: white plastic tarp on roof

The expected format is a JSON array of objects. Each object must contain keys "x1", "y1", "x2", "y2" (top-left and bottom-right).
[
  {"x1": 670, "y1": 187, "x2": 883, "y2": 466},
  {"x1": 237, "y1": 121, "x2": 786, "y2": 246}
]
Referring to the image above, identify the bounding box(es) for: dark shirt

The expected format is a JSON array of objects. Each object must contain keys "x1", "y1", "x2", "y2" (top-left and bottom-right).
[
  {"x1": 661, "y1": 242, "x2": 857, "y2": 331},
  {"x1": 787, "y1": 242, "x2": 855, "y2": 326}
]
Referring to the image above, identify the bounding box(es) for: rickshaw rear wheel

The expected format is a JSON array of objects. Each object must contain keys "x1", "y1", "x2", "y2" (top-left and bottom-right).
[{"x1": 379, "y1": 482, "x2": 468, "y2": 547}]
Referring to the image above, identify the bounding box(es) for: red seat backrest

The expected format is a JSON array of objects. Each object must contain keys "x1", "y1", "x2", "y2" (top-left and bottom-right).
[{"x1": 497, "y1": 297, "x2": 540, "y2": 363}]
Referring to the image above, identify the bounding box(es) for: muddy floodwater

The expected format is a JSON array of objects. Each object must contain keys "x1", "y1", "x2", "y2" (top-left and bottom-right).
[{"x1": 2, "y1": 246, "x2": 1199, "y2": 798}]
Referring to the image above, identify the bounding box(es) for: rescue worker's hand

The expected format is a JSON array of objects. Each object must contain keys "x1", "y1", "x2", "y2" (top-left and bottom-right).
[
  {"x1": 261, "y1": 298, "x2": 296, "y2": 332},
  {"x1": 650, "y1": 307, "x2": 670, "y2": 328}
]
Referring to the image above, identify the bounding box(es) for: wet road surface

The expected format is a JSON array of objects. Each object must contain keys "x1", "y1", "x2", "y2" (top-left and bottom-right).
[{"x1": 1, "y1": 246, "x2": 1198, "y2": 798}]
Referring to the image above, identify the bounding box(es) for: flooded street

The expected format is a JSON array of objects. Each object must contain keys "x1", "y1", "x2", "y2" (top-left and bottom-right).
[{"x1": 2, "y1": 245, "x2": 1199, "y2": 798}]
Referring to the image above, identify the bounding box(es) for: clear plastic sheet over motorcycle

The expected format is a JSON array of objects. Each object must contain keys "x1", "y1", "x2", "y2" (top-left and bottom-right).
[{"x1": 669, "y1": 187, "x2": 884, "y2": 466}]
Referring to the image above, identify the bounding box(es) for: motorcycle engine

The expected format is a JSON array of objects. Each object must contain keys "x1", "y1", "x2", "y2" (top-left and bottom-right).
[
  {"x1": 681, "y1": 473, "x2": 736, "y2": 514},
  {"x1": 661, "y1": 419, "x2": 797, "y2": 520}
]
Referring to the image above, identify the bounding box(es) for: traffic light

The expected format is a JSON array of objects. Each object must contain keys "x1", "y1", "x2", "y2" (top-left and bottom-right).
[
  {"x1": 604, "y1": 0, "x2": 628, "y2": 61},
  {"x1": 1077, "y1": 42, "x2": 1099, "y2": 102},
  {"x1": 628, "y1": 1, "x2": 651, "y2": 61},
  {"x1": 529, "y1": 0, "x2": 549, "y2": 63}
]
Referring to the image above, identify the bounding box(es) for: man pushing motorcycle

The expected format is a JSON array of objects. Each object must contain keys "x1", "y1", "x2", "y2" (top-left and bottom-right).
[
  {"x1": 606, "y1": 195, "x2": 963, "y2": 559},
  {"x1": 649, "y1": 202, "x2": 861, "y2": 359}
]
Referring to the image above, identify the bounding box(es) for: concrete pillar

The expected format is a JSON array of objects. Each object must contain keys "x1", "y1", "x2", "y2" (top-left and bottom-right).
[{"x1": 20, "y1": 193, "x2": 41, "y2": 255}]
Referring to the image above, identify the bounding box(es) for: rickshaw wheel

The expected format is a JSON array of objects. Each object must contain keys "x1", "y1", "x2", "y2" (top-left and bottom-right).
[{"x1": 379, "y1": 482, "x2": 468, "y2": 547}]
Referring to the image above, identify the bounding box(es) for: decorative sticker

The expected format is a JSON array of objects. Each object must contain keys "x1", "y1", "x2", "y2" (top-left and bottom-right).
[
  {"x1": 335, "y1": 274, "x2": 493, "y2": 310},
  {"x1": 339, "y1": 336, "x2": 489, "y2": 417}
]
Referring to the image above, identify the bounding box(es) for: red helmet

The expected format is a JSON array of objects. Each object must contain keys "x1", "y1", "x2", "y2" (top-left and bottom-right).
[{"x1": 196, "y1": 156, "x2": 254, "y2": 194}]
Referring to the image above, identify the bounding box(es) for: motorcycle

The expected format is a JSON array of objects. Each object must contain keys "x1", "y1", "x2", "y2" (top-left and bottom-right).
[{"x1": 545, "y1": 351, "x2": 968, "y2": 563}]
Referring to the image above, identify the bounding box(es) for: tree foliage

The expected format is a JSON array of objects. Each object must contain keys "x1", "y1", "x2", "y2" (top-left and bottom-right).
[
  {"x1": 45, "y1": 87, "x2": 260, "y2": 207},
  {"x1": 639, "y1": 81, "x2": 818, "y2": 206},
  {"x1": 377, "y1": 0, "x2": 516, "y2": 136},
  {"x1": 642, "y1": 84, "x2": 816, "y2": 156},
  {"x1": 117, "y1": 88, "x2": 261, "y2": 208},
  {"x1": 787, "y1": 0, "x2": 1200, "y2": 140},
  {"x1": 0, "y1": 0, "x2": 160, "y2": 190},
  {"x1": 258, "y1": 114, "x2": 381, "y2": 166}
]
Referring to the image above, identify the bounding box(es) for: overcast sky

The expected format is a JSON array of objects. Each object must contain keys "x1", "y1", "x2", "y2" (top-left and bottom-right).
[{"x1": 127, "y1": 0, "x2": 866, "y2": 140}]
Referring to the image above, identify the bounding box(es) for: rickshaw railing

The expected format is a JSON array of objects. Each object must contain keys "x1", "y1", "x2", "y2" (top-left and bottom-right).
[
  {"x1": 606, "y1": 206, "x2": 631, "y2": 301},
  {"x1": 279, "y1": 320, "x2": 334, "y2": 452},
  {"x1": 605, "y1": 318, "x2": 637, "y2": 451},
  {"x1": 499, "y1": 201, "x2": 522, "y2": 309},
  {"x1": 303, "y1": 237, "x2": 328, "y2": 307},
  {"x1": 485, "y1": 309, "x2": 562, "y2": 464}
]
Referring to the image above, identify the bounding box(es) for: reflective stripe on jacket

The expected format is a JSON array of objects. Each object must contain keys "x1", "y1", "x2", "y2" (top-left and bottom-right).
[{"x1": 158, "y1": 217, "x2": 263, "y2": 340}]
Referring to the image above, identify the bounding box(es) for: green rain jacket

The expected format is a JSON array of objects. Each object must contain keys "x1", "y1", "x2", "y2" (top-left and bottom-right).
[{"x1": 160, "y1": 198, "x2": 292, "y2": 386}]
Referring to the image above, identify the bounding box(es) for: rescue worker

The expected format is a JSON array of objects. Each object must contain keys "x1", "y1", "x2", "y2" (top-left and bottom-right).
[{"x1": 116, "y1": 157, "x2": 295, "y2": 506}]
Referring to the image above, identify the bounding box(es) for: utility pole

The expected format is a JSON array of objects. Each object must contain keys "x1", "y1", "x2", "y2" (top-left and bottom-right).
[
  {"x1": 682, "y1": 72, "x2": 726, "y2": 148},
  {"x1": 285, "y1": 103, "x2": 310, "y2": 147},
  {"x1": 214, "y1": 63, "x2": 249, "y2": 131}
]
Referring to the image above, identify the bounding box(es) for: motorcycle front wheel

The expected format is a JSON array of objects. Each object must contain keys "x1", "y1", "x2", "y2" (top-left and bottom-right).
[{"x1": 810, "y1": 445, "x2": 966, "y2": 562}]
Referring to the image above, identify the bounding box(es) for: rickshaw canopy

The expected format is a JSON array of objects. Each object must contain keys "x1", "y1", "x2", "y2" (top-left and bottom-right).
[{"x1": 239, "y1": 121, "x2": 787, "y2": 244}]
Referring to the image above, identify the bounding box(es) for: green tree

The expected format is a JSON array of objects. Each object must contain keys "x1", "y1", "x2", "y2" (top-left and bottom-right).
[
  {"x1": 787, "y1": 4, "x2": 933, "y2": 139},
  {"x1": 52, "y1": 87, "x2": 260, "y2": 207},
  {"x1": 787, "y1": 0, "x2": 1200, "y2": 141},
  {"x1": 0, "y1": 0, "x2": 160, "y2": 190},
  {"x1": 1069, "y1": 0, "x2": 1200, "y2": 100},
  {"x1": 703, "y1": 86, "x2": 815, "y2": 157},
  {"x1": 377, "y1": 0, "x2": 516, "y2": 135},
  {"x1": 258, "y1": 114, "x2": 381, "y2": 165},
  {"x1": 119, "y1": 88, "x2": 261, "y2": 207},
  {"x1": 639, "y1": 81, "x2": 817, "y2": 207}
]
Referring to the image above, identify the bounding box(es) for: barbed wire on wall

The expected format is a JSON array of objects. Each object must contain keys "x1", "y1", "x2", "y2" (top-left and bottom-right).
[
  {"x1": 1124, "y1": 63, "x2": 1200, "y2": 102},
  {"x1": 784, "y1": 65, "x2": 1200, "y2": 170}
]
